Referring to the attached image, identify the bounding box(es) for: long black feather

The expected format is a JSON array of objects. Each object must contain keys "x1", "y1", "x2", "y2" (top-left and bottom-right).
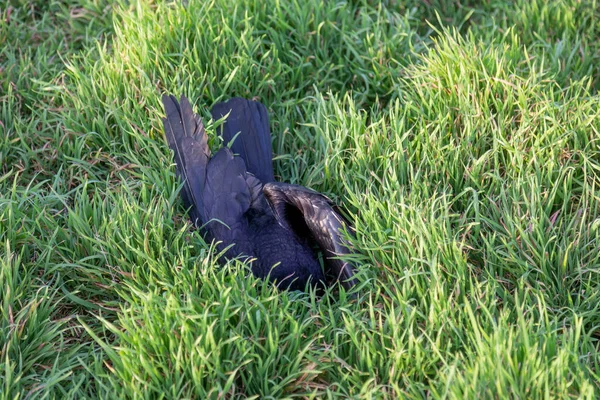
[
  {"x1": 211, "y1": 98, "x2": 275, "y2": 183},
  {"x1": 162, "y1": 95, "x2": 210, "y2": 226}
]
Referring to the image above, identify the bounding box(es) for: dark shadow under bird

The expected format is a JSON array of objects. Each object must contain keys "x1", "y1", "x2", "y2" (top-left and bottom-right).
[{"x1": 162, "y1": 95, "x2": 357, "y2": 291}]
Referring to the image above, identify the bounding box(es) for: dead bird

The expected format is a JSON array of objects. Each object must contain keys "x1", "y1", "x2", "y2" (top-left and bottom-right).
[{"x1": 162, "y1": 95, "x2": 357, "y2": 291}]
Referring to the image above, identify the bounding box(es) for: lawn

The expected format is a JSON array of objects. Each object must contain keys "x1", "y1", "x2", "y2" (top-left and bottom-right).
[{"x1": 2, "y1": 0, "x2": 600, "y2": 398}]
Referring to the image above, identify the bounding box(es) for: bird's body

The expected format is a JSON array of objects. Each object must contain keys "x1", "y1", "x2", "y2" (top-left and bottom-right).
[
  {"x1": 242, "y1": 214, "x2": 323, "y2": 289},
  {"x1": 213, "y1": 206, "x2": 324, "y2": 290},
  {"x1": 162, "y1": 95, "x2": 356, "y2": 291}
]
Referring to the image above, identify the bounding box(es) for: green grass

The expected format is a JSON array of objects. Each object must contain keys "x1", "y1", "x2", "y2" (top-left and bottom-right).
[{"x1": 2, "y1": 0, "x2": 600, "y2": 397}]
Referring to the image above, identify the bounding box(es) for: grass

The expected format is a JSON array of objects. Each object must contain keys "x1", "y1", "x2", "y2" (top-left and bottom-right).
[{"x1": 1, "y1": 0, "x2": 600, "y2": 397}]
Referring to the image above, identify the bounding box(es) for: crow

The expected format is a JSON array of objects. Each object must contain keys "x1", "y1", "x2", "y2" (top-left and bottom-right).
[{"x1": 162, "y1": 95, "x2": 357, "y2": 291}]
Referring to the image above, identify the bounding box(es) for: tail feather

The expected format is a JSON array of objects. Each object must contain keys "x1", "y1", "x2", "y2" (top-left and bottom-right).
[
  {"x1": 162, "y1": 94, "x2": 211, "y2": 226},
  {"x1": 211, "y1": 98, "x2": 275, "y2": 183}
]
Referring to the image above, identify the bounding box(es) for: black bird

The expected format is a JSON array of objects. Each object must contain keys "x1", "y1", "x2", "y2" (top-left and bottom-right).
[{"x1": 162, "y1": 95, "x2": 357, "y2": 291}]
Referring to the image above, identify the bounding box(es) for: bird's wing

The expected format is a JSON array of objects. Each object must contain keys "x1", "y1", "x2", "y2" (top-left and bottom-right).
[
  {"x1": 163, "y1": 95, "x2": 258, "y2": 257},
  {"x1": 211, "y1": 98, "x2": 275, "y2": 183},
  {"x1": 162, "y1": 95, "x2": 210, "y2": 226},
  {"x1": 262, "y1": 182, "x2": 358, "y2": 290}
]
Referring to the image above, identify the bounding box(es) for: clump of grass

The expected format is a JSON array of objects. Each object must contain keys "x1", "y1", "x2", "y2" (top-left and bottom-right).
[{"x1": 2, "y1": 0, "x2": 600, "y2": 398}]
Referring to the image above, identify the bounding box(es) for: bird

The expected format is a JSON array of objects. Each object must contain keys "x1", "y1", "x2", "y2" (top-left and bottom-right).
[{"x1": 162, "y1": 94, "x2": 357, "y2": 292}]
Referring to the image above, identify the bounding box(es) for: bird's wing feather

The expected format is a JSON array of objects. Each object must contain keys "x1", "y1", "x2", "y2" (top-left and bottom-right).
[
  {"x1": 263, "y1": 182, "x2": 358, "y2": 289},
  {"x1": 211, "y1": 97, "x2": 275, "y2": 183},
  {"x1": 162, "y1": 95, "x2": 210, "y2": 226}
]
